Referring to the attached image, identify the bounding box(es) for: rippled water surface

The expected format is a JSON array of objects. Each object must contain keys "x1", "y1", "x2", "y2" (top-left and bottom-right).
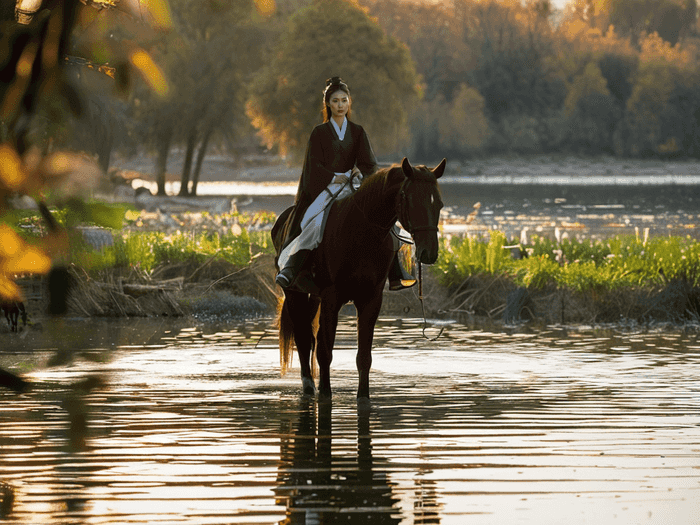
[{"x1": 2, "y1": 318, "x2": 700, "y2": 524}]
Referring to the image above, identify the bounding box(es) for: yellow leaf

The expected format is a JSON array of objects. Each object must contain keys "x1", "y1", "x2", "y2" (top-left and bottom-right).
[
  {"x1": 46, "y1": 152, "x2": 72, "y2": 174},
  {"x1": 0, "y1": 224, "x2": 22, "y2": 258},
  {"x1": 130, "y1": 49, "x2": 169, "y2": 97},
  {"x1": 0, "y1": 144, "x2": 26, "y2": 191},
  {"x1": 254, "y1": 0, "x2": 275, "y2": 16},
  {"x1": 0, "y1": 274, "x2": 22, "y2": 302},
  {"x1": 144, "y1": 0, "x2": 173, "y2": 29},
  {"x1": 2, "y1": 246, "x2": 51, "y2": 275}
]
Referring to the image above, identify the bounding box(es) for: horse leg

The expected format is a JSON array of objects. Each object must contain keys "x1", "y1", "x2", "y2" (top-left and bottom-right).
[
  {"x1": 298, "y1": 296, "x2": 321, "y2": 396},
  {"x1": 316, "y1": 292, "x2": 341, "y2": 400},
  {"x1": 285, "y1": 292, "x2": 316, "y2": 396},
  {"x1": 355, "y1": 291, "x2": 383, "y2": 401}
]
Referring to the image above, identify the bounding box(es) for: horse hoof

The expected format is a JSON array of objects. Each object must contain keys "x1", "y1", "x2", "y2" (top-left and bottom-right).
[
  {"x1": 301, "y1": 377, "x2": 316, "y2": 397},
  {"x1": 357, "y1": 397, "x2": 371, "y2": 411},
  {"x1": 318, "y1": 389, "x2": 332, "y2": 402}
]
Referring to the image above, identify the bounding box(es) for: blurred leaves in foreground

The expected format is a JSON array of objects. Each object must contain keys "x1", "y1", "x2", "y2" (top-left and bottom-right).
[{"x1": 0, "y1": 0, "x2": 174, "y2": 302}]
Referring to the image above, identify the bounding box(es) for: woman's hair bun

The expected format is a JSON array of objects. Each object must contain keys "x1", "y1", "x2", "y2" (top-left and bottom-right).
[{"x1": 326, "y1": 76, "x2": 343, "y2": 87}]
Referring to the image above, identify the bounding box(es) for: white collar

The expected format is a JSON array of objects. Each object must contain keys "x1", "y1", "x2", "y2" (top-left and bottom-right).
[{"x1": 331, "y1": 117, "x2": 347, "y2": 141}]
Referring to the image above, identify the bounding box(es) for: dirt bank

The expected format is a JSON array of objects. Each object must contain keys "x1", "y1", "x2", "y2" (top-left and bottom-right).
[{"x1": 5, "y1": 256, "x2": 700, "y2": 336}]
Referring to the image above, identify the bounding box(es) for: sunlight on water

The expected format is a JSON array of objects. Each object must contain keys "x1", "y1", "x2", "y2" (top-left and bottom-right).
[{"x1": 1, "y1": 318, "x2": 700, "y2": 524}]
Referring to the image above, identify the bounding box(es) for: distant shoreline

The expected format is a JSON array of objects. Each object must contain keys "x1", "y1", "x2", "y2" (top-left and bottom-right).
[{"x1": 112, "y1": 153, "x2": 700, "y2": 186}]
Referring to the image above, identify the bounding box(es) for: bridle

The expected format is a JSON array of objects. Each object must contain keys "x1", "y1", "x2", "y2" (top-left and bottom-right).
[
  {"x1": 397, "y1": 178, "x2": 440, "y2": 235},
  {"x1": 396, "y1": 175, "x2": 446, "y2": 341}
]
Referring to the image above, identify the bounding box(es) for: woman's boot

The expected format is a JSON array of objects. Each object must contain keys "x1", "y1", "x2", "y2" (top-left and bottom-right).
[{"x1": 275, "y1": 250, "x2": 317, "y2": 293}]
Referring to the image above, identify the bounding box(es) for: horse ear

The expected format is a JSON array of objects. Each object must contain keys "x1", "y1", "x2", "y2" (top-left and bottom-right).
[
  {"x1": 433, "y1": 158, "x2": 447, "y2": 179},
  {"x1": 401, "y1": 157, "x2": 413, "y2": 178}
]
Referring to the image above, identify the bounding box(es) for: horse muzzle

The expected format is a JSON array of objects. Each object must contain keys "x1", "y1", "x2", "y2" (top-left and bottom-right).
[{"x1": 414, "y1": 233, "x2": 439, "y2": 265}]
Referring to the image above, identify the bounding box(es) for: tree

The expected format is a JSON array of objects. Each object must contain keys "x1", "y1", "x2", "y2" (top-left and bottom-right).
[
  {"x1": 436, "y1": 84, "x2": 490, "y2": 158},
  {"x1": 127, "y1": 0, "x2": 265, "y2": 196},
  {"x1": 246, "y1": 0, "x2": 419, "y2": 159},
  {"x1": 169, "y1": 0, "x2": 264, "y2": 196},
  {"x1": 0, "y1": 0, "x2": 171, "y2": 302},
  {"x1": 576, "y1": 0, "x2": 697, "y2": 45},
  {"x1": 455, "y1": 0, "x2": 565, "y2": 120}
]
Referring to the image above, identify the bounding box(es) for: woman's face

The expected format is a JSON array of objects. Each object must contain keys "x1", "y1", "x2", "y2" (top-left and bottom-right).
[{"x1": 327, "y1": 90, "x2": 350, "y2": 120}]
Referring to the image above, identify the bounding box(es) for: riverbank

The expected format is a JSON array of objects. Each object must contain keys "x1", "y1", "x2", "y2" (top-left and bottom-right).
[
  {"x1": 5, "y1": 251, "x2": 700, "y2": 337},
  {"x1": 5, "y1": 154, "x2": 700, "y2": 333}
]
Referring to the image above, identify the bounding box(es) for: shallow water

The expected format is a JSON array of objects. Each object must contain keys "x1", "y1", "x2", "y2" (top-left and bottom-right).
[{"x1": 2, "y1": 318, "x2": 700, "y2": 524}]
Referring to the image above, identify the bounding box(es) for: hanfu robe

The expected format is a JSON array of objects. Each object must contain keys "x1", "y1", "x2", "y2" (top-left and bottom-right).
[{"x1": 277, "y1": 118, "x2": 377, "y2": 270}]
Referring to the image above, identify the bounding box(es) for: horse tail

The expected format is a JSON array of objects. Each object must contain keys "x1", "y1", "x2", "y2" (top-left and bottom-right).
[{"x1": 277, "y1": 295, "x2": 295, "y2": 375}]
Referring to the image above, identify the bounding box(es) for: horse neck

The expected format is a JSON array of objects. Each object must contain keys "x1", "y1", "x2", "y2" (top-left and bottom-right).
[{"x1": 354, "y1": 172, "x2": 401, "y2": 230}]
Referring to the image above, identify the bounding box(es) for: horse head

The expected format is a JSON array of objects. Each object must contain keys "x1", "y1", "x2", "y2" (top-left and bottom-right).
[{"x1": 397, "y1": 157, "x2": 446, "y2": 264}]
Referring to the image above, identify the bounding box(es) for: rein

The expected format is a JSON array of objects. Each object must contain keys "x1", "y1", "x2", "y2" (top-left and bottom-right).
[
  {"x1": 399, "y1": 178, "x2": 444, "y2": 341},
  {"x1": 417, "y1": 262, "x2": 445, "y2": 341}
]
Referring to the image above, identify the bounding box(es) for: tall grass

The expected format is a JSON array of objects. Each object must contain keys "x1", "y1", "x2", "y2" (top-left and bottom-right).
[
  {"x1": 435, "y1": 232, "x2": 700, "y2": 292},
  {"x1": 75, "y1": 228, "x2": 275, "y2": 274}
]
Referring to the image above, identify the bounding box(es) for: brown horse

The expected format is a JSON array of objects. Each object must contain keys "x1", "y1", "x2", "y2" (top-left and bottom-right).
[{"x1": 272, "y1": 158, "x2": 446, "y2": 401}]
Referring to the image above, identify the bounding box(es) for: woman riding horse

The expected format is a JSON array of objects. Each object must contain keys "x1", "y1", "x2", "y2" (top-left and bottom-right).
[
  {"x1": 273, "y1": 157, "x2": 446, "y2": 400},
  {"x1": 275, "y1": 77, "x2": 415, "y2": 293}
]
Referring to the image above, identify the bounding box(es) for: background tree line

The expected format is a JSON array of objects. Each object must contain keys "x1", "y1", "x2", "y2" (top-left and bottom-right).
[{"x1": 6, "y1": 0, "x2": 700, "y2": 197}]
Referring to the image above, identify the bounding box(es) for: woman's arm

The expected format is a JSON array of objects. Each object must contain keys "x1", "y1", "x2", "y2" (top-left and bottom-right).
[
  {"x1": 299, "y1": 126, "x2": 335, "y2": 201},
  {"x1": 355, "y1": 126, "x2": 378, "y2": 178}
]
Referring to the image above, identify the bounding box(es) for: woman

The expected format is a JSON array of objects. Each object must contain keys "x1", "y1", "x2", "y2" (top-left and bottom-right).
[{"x1": 276, "y1": 77, "x2": 415, "y2": 292}]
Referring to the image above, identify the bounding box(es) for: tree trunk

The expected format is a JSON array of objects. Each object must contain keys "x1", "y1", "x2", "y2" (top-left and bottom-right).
[
  {"x1": 155, "y1": 129, "x2": 172, "y2": 196},
  {"x1": 97, "y1": 124, "x2": 113, "y2": 174},
  {"x1": 190, "y1": 126, "x2": 213, "y2": 196},
  {"x1": 178, "y1": 128, "x2": 197, "y2": 196}
]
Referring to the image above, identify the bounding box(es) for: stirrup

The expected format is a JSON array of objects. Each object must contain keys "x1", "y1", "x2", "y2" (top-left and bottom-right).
[{"x1": 389, "y1": 278, "x2": 417, "y2": 291}]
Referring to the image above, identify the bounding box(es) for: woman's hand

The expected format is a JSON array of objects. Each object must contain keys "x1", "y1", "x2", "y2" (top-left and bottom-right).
[{"x1": 332, "y1": 174, "x2": 350, "y2": 184}]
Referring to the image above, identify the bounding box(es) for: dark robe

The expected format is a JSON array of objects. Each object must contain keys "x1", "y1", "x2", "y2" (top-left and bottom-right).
[{"x1": 280, "y1": 120, "x2": 378, "y2": 250}]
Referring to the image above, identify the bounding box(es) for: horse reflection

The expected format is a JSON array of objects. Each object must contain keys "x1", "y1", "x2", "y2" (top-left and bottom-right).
[{"x1": 276, "y1": 401, "x2": 401, "y2": 524}]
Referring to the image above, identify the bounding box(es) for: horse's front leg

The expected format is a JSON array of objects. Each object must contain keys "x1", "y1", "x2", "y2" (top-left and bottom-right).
[
  {"x1": 316, "y1": 292, "x2": 341, "y2": 400},
  {"x1": 355, "y1": 289, "x2": 383, "y2": 401}
]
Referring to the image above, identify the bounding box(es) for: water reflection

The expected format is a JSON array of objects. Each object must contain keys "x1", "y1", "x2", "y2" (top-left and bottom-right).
[
  {"x1": 2, "y1": 318, "x2": 700, "y2": 524},
  {"x1": 276, "y1": 400, "x2": 403, "y2": 524}
]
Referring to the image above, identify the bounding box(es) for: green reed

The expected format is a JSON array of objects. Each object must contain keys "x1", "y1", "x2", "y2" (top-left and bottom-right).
[
  {"x1": 73, "y1": 227, "x2": 275, "y2": 274},
  {"x1": 435, "y1": 232, "x2": 700, "y2": 292}
]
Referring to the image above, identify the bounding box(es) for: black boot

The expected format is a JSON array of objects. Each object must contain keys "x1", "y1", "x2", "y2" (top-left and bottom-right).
[
  {"x1": 276, "y1": 250, "x2": 318, "y2": 293},
  {"x1": 388, "y1": 253, "x2": 416, "y2": 291}
]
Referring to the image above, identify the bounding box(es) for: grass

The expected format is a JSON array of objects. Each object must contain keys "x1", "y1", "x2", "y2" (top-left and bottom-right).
[
  {"x1": 9, "y1": 203, "x2": 700, "y2": 298},
  {"x1": 8, "y1": 207, "x2": 280, "y2": 275},
  {"x1": 434, "y1": 231, "x2": 700, "y2": 293},
  {"x1": 75, "y1": 227, "x2": 276, "y2": 275}
]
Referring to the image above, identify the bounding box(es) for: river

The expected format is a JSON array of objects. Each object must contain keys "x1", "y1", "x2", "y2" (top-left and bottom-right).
[
  {"x1": 1, "y1": 317, "x2": 699, "y2": 524},
  {"x1": 128, "y1": 173, "x2": 700, "y2": 241}
]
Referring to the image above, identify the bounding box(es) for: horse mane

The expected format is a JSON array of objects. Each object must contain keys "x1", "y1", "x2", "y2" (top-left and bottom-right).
[{"x1": 353, "y1": 164, "x2": 403, "y2": 205}]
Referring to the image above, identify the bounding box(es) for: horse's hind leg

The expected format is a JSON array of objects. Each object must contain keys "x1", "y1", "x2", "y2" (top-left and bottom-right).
[{"x1": 287, "y1": 291, "x2": 317, "y2": 396}]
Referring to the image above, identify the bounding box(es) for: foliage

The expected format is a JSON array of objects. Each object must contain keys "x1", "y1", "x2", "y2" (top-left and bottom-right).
[
  {"x1": 457, "y1": 0, "x2": 566, "y2": 120},
  {"x1": 412, "y1": 83, "x2": 490, "y2": 159},
  {"x1": 246, "y1": 0, "x2": 419, "y2": 159},
  {"x1": 586, "y1": 0, "x2": 696, "y2": 46},
  {"x1": 0, "y1": 0, "x2": 173, "y2": 301},
  {"x1": 79, "y1": 226, "x2": 273, "y2": 274},
  {"x1": 434, "y1": 231, "x2": 700, "y2": 294}
]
